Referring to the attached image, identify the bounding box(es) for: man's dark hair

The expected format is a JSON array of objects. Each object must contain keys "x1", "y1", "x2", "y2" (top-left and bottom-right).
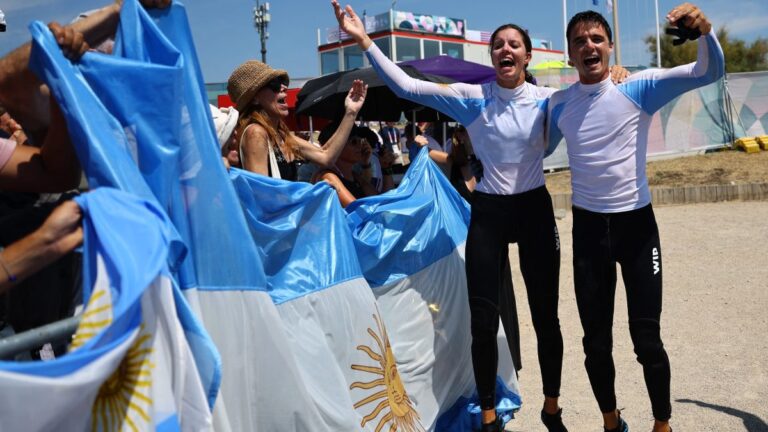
[{"x1": 566, "y1": 11, "x2": 613, "y2": 49}]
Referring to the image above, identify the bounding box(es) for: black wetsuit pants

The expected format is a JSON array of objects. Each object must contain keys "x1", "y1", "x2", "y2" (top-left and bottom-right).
[
  {"x1": 466, "y1": 186, "x2": 563, "y2": 410},
  {"x1": 572, "y1": 204, "x2": 671, "y2": 421}
]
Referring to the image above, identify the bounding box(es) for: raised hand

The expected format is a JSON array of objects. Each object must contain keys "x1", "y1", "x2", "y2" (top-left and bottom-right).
[
  {"x1": 48, "y1": 22, "x2": 89, "y2": 60},
  {"x1": 331, "y1": 0, "x2": 371, "y2": 48},
  {"x1": 667, "y1": 3, "x2": 711, "y2": 36},
  {"x1": 344, "y1": 79, "x2": 368, "y2": 115}
]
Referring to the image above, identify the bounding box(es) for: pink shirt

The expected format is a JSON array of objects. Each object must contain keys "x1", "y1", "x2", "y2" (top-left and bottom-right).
[{"x1": 0, "y1": 138, "x2": 15, "y2": 171}]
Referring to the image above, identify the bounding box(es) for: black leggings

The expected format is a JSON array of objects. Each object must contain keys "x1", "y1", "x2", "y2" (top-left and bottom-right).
[
  {"x1": 466, "y1": 187, "x2": 563, "y2": 410},
  {"x1": 572, "y1": 204, "x2": 671, "y2": 421}
]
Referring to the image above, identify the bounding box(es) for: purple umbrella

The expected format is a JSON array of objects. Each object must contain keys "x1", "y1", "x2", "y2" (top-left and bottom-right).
[{"x1": 402, "y1": 55, "x2": 496, "y2": 84}]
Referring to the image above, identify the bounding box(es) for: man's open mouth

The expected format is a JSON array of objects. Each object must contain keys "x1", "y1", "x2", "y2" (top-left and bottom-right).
[{"x1": 584, "y1": 55, "x2": 600, "y2": 66}]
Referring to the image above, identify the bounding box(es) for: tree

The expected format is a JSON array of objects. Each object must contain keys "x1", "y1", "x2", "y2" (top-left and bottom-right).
[{"x1": 645, "y1": 26, "x2": 768, "y2": 72}]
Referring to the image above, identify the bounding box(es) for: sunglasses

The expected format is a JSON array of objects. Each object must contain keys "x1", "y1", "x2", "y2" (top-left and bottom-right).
[{"x1": 265, "y1": 77, "x2": 288, "y2": 93}]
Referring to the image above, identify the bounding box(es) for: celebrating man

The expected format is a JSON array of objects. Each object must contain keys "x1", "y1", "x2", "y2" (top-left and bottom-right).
[{"x1": 546, "y1": 3, "x2": 724, "y2": 432}]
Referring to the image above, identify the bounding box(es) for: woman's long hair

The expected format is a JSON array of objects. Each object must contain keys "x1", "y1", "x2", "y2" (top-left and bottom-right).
[{"x1": 237, "y1": 104, "x2": 298, "y2": 159}]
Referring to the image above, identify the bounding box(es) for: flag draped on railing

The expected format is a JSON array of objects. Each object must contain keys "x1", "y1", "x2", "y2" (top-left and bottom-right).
[
  {"x1": 346, "y1": 148, "x2": 521, "y2": 430},
  {"x1": 228, "y1": 169, "x2": 427, "y2": 431},
  {"x1": 0, "y1": 188, "x2": 210, "y2": 431},
  {"x1": 27, "y1": 1, "x2": 225, "y2": 409}
]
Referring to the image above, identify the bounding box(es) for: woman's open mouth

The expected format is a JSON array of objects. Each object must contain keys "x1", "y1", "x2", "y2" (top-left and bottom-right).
[{"x1": 499, "y1": 58, "x2": 515, "y2": 68}]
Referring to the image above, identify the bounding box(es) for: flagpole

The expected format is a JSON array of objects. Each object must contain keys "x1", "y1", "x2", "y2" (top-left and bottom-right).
[
  {"x1": 654, "y1": 0, "x2": 662, "y2": 66},
  {"x1": 612, "y1": 0, "x2": 621, "y2": 65},
  {"x1": 562, "y1": 0, "x2": 568, "y2": 61}
]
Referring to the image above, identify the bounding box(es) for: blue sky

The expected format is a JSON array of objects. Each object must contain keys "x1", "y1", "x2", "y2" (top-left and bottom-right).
[{"x1": 1, "y1": 0, "x2": 766, "y2": 83}]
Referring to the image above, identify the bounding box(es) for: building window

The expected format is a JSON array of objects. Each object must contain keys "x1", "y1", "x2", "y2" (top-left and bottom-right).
[
  {"x1": 343, "y1": 45, "x2": 364, "y2": 70},
  {"x1": 424, "y1": 40, "x2": 440, "y2": 59},
  {"x1": 441, "y1": 42, "x2": 464, "y2": 59},
  {"x1": 372, "y1": 37, "x2": 391, "y2": 59},
  {"x1": 321, "y1": 50, "x2": 339, "y2": 75},
  {"x1": 395, "y1": 37, "x2": 420, "y2": 61}
]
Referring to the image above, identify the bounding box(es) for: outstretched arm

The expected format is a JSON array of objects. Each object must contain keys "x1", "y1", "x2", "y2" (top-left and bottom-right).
[
  {"x1": 0, "y1": 200, "x2": 83, "y2": 294},
  {"x1": 67, "y1": 0, "x2": 171, "y2": 49},
  {"x1": 619, "y1": 3, "x2": 724, "y2": 114},
  {"x1": 331, "y1": 0, "x2": 482, "y2": 125},
  {"x1": 331, "y1": 0, "x2": 373, "y2": 50},
  {"x1": 0, "y1": 101, "x2": 81, "y2": 192},
  {"x1": 315, "y1": 171, "x2": 358, "y2": 208},
  {"x1": 0, "y1": 1, "x2": 172, "y2": 138},
  {"x1": 0, "y1": 23, "x2": 90, "y2": 142},
  {"x1": 294, "y1": 79, "x2": 367, "y2": 168}
]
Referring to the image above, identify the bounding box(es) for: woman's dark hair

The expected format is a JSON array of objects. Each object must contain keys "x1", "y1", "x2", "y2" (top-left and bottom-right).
[
  {"x1": 489, "y1": 23, "x2": 536, "y2": 84},
  {"x1": 566, "y1": 11, "x2": 612, "y2": 49}
]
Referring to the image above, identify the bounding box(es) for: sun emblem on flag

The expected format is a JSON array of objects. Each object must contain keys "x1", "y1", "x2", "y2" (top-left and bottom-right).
[
  {"x1": 91, "y1": 327, "x2": 155, "y2": 432},
  {"x1": 69, "y1": 289, "x2": 112, "y2": 352},
  {"x1": 350, "y1": 312, "x2": 424, "y2": 432}
]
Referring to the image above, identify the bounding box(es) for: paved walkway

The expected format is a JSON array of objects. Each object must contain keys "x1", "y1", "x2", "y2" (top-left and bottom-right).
[{"x1": 504, "y1": 201, "x2": 768, "y2": 432}]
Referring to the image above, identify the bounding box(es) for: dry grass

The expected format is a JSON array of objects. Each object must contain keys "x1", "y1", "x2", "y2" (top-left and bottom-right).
[{"x1": 545, "y1": 148, "x2": 768, "y2": 194}]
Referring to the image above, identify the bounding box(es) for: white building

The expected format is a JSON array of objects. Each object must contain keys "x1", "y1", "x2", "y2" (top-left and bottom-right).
[{"x1": 318, "y1": 10, "x2": 563, "y2": 75}]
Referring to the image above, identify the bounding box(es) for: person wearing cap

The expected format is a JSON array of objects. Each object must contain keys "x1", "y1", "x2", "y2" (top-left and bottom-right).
[
  {"x1": 209, "y1": 104, "x2": 240, "y2": 169},
  {"x1": 310, "y1": 124, "x2": 395, "y2": 207},
  {"x1": 227, "y1": 60, "x2": 366, "y2": 180}
]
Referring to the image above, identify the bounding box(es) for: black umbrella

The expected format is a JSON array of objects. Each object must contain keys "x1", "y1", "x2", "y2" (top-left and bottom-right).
[{"x1": 295, "y1": 64, "x2": 454, "y2": 122}]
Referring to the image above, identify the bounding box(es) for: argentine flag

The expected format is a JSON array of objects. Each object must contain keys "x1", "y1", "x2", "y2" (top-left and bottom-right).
[
  {"x1": 224, "y1": 169, "x2": 426, "y2": 431},
  {"x1": 25, "y1": 0, "x2": 253, "y2": 411},
  {"x1": 346, "y1": 149, "x2": 521, "y2": 430},
  {"x1": 0, "y1": 189, "x2": 210, "y2": 431}
]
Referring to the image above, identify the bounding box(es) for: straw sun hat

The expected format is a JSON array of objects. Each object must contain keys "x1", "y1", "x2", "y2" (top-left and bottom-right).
[{"x1": 227, "y1": 60, "x2": 289, "y2": 111}]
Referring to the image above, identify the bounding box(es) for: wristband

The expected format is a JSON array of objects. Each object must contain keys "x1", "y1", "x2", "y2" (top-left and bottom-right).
[{"x1": 382, "y1": 167, "x2": 394, "y2": 176}]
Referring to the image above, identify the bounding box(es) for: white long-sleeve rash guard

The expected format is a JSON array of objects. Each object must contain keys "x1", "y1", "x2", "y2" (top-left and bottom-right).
[
  {"x1": 365, "y1": 43, "x2": 556, "y2": 195},
  {"x1": 547, "y1": 30, "x2": 725, "y2": 213}
]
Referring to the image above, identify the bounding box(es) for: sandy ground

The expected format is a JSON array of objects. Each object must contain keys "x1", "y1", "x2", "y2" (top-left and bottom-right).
[
  {"x1": 545, "y1": 150, "x2": 768, "y2": 194},
  {"x1": 502, "y1": 200, "x2": 768, "y2": 432}
]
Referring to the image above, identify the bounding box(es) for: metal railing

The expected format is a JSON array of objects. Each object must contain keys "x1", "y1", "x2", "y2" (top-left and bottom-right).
[{"x1": 0, "y1": 315, "x2": 81, "y2": 360}]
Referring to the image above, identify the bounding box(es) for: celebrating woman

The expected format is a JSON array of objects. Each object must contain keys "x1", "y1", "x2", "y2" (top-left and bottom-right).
[{"x1": 226, "y1": 60, "x2": 367, "y2": 179}]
